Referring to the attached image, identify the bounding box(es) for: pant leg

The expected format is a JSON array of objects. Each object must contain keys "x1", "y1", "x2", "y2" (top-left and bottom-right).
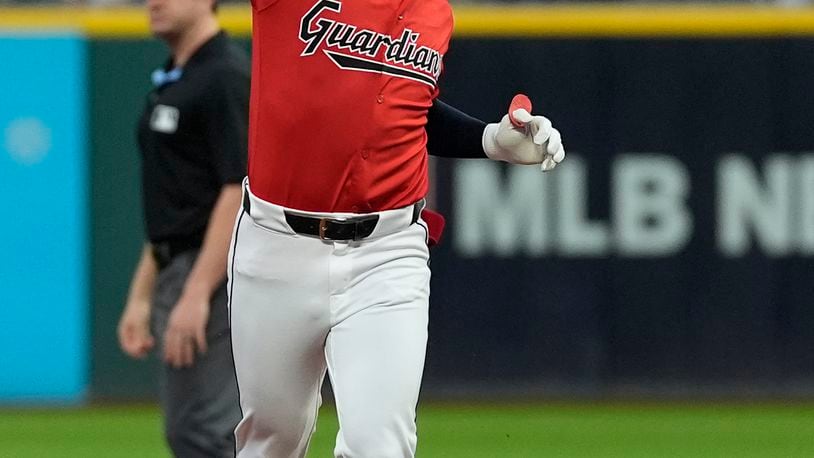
[
  {"x1": 228, "y1": 210, "x2": 332, "y2": 458},
  {"x1": 152, "y1": 252, "x2": 242, "y2": 458},
  {"x1": 326, "y1": 223, "x2": 431, "y2": 458}
]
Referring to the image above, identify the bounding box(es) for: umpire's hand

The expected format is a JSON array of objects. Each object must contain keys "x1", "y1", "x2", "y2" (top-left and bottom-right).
[
  {"x1": 163, "y1": 290, "x2": 209, "y2": 368},
  {"x1": 118, "y1": 300, "x2": 155, "y2": 359},
  {"x1": 482, "y1": 108, "x2": 565, "y2": 171}
]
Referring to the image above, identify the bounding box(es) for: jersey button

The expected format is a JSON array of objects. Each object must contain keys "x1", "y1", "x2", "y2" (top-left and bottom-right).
[
  {"x1": 361, "y1": 149, "x2": 369, "y2": 159},
  {"x1": 398, "y1": 14, "x2": 404, "y2": 21},
  {"x1": 351, "y1": 205, "x2": 360, "y2": 212},
  {"x1": 376, "y1": 94, "x2": 384, "y2": 104}
]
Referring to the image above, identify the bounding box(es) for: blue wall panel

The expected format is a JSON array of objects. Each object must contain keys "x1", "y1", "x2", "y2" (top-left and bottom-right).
[{"x1": 0, "y1": 35, "x2": 88, "y2": 403}]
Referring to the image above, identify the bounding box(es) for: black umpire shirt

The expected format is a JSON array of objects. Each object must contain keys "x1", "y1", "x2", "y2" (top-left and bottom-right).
[{"x1": 138, "y1": 31, "x2": 250, "y2": 245}]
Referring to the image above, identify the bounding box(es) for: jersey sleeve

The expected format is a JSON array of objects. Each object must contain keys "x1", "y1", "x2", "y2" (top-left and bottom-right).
[
  {"x1": 426, "y1": 99, "x2": 488, "y2": 159},
  {"x1": 204, "y1": 65, "x2": 250, "y2": 185}
]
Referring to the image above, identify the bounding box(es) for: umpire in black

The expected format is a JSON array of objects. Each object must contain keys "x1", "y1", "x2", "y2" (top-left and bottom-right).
[{"x1": 116, "y1": 0, "x2": 248, "y2": 455}]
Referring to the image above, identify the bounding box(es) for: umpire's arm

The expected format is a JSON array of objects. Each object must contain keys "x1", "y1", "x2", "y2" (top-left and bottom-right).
[{"x1": 163, "y1": 64, "x2": 249, "y2": 368}]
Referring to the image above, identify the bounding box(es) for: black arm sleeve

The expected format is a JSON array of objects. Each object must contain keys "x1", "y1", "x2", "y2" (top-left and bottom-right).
[{"x1": 426, "y1": 99, "x2": 488, "y2": 159}]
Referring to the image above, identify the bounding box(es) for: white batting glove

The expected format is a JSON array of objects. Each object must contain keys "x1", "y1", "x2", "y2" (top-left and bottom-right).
[{"x1": 482, "y1": 109, "x2": 566, "y2": 172}]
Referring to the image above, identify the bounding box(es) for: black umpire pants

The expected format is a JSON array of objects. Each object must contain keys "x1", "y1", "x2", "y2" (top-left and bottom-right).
[{"x1": 150, "y1": 250, "x2": 241, "y2": 458}]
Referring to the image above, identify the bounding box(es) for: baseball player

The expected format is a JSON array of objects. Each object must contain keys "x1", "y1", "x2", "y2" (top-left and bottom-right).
[
  {"x1": 116, "y1": 0, "x2": 248, "y2": 455},
  {"x1": 228, "y1": 1, "x2": 565, "y2": 456}
]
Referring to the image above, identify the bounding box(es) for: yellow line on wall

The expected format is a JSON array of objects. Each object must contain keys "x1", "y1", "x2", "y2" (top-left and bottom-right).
[
  {"x1": 1, "y1": 4, "x2": 814, "y2": 38},
  {"x1": 455, "y1": 4, "x2": 814, "y2": 37},
  {"x1": 0, "y1": 6, "x2": 251, "y2": 37}
]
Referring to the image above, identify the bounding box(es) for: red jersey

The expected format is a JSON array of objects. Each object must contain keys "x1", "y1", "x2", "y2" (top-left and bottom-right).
[{"x1": 248, "y1": 0, "x2": 454, "y2": 212}]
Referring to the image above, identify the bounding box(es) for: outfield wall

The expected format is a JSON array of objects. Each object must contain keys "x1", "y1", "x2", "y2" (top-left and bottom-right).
[
  {"x1": 0, "y1": 34, "x2": 89, "y2": 403},
  {"x1": 1, "y1": 5, "x2": 813, "y2": 400},
  {"x1": 429, "y1": 37, "x2": 814, "y2": 397}
]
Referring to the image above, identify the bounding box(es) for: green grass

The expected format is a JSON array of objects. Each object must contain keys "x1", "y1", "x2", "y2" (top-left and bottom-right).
[{"x1": 0, "y1": 403, "x2": 813, "y2": 457}]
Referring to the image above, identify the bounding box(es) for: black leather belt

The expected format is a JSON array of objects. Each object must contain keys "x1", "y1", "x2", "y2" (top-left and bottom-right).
[
  {"x1": 151, "y1": 235, "x2": 202, "y2": 270},
  {"x1": 242, "y1": 191, "x2": 424, "y2": 241},
  {"x1": 284, "y1": 212, "x2": 379, "y2": 241}
]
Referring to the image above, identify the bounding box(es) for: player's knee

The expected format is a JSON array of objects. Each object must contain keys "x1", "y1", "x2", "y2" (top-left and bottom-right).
[
  {"x1": 236, "y1": 409, "x2": 314, "y2": 455},
  {"x1": 336, "y1": 419, "x2": 416, "y2": 458}
]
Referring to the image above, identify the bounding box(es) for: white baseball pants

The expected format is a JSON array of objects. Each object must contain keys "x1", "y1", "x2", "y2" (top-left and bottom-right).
[{"x1": 228, "y1": 184, "x2": 430, "y2": 458}]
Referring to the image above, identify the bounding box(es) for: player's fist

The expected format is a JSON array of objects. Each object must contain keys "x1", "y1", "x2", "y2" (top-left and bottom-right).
[
  {"x1": 482, "y1": 105, "x2": 565, "y2": 172},
  {"x1": 118, "y1": 300, "x2": 155, "y2": 359}
]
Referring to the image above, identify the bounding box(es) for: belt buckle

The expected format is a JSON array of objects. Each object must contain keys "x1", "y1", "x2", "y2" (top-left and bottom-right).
[
  {"x1": 319, "y1": 217, "x2": 349, "y2": 240},
  {"x1": 318, "y1": 218, "x2": 330, "y2": 240},
  {"x1": 318, "y1": 216, "x2": 354, "y2": 240}
]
